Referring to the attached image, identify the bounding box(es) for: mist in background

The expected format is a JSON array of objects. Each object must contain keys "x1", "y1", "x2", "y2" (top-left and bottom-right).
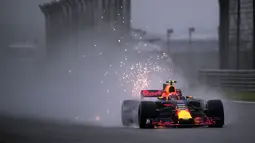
[{"x1": 0, "y1": 0, "x2": 231, "y2": 127}]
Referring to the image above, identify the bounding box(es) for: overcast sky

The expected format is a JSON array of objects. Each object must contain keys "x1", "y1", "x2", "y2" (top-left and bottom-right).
[
  {"x1": 132, "y1": 0, "x2": 219, "y2": 39},
  {"x1": 0, "y1": 0, "x2": 219, "y2": 40}
]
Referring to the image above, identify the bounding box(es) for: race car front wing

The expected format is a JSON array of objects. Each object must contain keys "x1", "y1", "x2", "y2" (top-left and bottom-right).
[{"x1": 145, "y1": 117, "x2": 219, "y2": 127}]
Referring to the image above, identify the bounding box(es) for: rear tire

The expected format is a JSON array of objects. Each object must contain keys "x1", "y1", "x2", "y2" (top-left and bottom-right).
[
  {"x1": 121, "y1": 117, "x2": 132, "y2": 126},
  {"x1": 138, "y1": 101, "x2": 157, "y2": 129},
  {"x1": 207, "y1": 100, "x2": 224, "y2": 128}
]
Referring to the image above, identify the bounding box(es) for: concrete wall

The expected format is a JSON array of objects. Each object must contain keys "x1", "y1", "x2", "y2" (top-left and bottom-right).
[
  {"x1": 227, "y1": 0, "x2": 254, "y2": 69},
  {"x1": 218, "y1": 0, "x2": 254, "y2": 69}
]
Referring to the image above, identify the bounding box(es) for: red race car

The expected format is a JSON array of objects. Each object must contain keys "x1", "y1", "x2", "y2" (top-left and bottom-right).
[{"x1": 121, "y1": 80, "x2": 224, "y2": 129}]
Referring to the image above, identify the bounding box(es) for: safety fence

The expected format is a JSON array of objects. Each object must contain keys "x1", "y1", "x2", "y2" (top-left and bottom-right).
[{"x1": 198, "y1": 69, "x2": 255, "y2": 91}]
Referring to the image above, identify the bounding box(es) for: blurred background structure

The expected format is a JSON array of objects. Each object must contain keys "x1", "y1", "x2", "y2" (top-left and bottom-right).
[
  {"x1": 39, "y1": 0, "x2": 131, "y2": 61},
  {"x1": 218, "y1": 0, "x2": 253, "y2": 70},
  {"x1": 200, "y1": 0, "x2": 255, "y2": 91}
]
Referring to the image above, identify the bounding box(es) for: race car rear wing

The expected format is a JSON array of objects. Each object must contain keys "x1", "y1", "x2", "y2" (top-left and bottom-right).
[
  {"x1": 140, "y1": 90, "x2": 163, "y2": 99},
  {"x1": 140, "y1": 89, "x2": 182, "y2": 99}
]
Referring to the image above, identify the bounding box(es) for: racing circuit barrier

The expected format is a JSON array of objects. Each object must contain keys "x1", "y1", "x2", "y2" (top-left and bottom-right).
[{"x1": 198, "y1": 69, "x2": 255, "y2": 91}]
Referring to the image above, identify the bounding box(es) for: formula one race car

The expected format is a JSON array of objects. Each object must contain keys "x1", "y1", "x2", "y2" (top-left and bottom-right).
[{"x1": 121, "y1": 80, "x2": 224, "y2": 129}]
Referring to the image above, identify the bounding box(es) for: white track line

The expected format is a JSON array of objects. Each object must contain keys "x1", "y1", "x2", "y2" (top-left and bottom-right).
[{"x1": 232, "y1": 100, "x2": 255, "y2": 104}]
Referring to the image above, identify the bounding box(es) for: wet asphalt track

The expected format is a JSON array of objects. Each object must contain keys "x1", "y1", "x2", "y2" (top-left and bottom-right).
[{"x1": 0, "y1": 101, "x2": 255, "y2": 143}]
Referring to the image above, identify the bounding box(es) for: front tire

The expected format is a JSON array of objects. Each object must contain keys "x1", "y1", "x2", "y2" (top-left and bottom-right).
[{"x1": 207, "y1": 100, "x2": 224, "y2": 128}]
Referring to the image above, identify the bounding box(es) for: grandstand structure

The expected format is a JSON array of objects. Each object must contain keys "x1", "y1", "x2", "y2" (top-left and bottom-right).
[{"x1": 39, "y1": 0, "x2": 131, "y2": 60}]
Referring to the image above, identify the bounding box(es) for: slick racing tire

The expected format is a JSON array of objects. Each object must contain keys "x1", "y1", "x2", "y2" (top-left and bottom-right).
[
  {"x1": 138, "y1": 101, "x2": 157, "y2": 129},
  {"x1": 207, "y1": 100, "x2": 224, "y2": 128},
  {"x1": 121, "y1": 100, "x2": 139, "y2": 127}
]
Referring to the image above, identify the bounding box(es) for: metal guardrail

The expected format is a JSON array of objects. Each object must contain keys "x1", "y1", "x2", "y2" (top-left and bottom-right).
[{"x1": 198, "y1": 69, "x2": 255, "y2": 91}]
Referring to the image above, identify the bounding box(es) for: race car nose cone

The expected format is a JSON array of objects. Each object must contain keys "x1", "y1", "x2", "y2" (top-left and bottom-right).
[{"x1": 177, "y1": 110, "x2": 192, "y2": 120}]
